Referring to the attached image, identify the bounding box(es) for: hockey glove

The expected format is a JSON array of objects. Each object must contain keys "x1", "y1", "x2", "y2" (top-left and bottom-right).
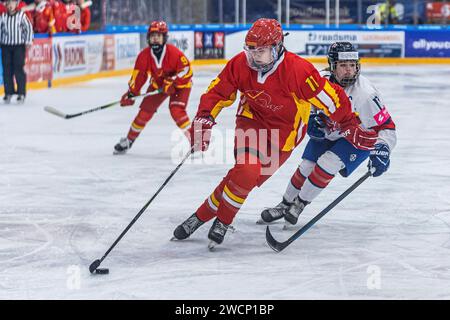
[
  {"x1": 368, "y1": 144, "x2": 390, "y2": 177},
  {"x1": 188, "y1": 116, "x2": 215, "y2": 152},
  {"x1": 307, "y1": 113, "x2": 326, "y2": 141},
  {"x1": 339, "y1": 116, "x2": 377, "y2": 151},
  {"x1": 162, "y1": 78, "x2": 176, "y2": 95},
  {"x1": 120, "y1": 91, "x2": 136, "y2": 107}
]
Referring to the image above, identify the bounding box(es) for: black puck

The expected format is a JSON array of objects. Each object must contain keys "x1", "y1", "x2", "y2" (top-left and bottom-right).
[{"x1": 95, "y1": 268, "x2": 109, "y2": 275}]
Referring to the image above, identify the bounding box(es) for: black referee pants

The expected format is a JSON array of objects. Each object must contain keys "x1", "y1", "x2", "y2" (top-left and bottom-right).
[{"x1": 1, "y1": 45, "x2": 27, "y2": 96}]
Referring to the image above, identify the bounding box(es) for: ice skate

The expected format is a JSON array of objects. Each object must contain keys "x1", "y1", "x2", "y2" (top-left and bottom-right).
[
  {"x1": 3, "y1": 95, "x2": 12, "y2": 104},
  {"x1": 113, "y1": 137, "x2": 134, "y2": 155},
  {"x1": 283, "y1": 196, "x2": 309, "y2": 227},
  {"x1": 207, "y1": 218, "x2": 229, "y2": 250},
  {"x1": 16, "y1": 95, "x2": 25, "y2": 104},
  {"x1": 172, "y1": 213, "x2": 205, "y2": 240},
  {"x1": 257, "y1": 199, "x2": 291, "y2": 224}
]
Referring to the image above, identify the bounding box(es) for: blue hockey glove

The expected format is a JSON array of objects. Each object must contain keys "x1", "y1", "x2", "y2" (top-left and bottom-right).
[
  {"x1": 307, "y1": 113, "x2": 326, "y2": 141},
  {"x1": 368, "y1": 144, "x2": 390, "y2": 177}
]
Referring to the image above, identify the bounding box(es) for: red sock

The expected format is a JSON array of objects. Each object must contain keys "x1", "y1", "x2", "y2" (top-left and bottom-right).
[
  {"x1": 215, "y1": 153, "x2": 262, "y2": 225},
  {"x1": 291, "y1": 168, "x2": 307, "y2": 190},
  {"x1": 169, "y1": 105, "x2": 190, "y2": 129},
  {"x1": 196, "y1": 175, "x2": 229, "y2": 222},
  {"x1": 127, "y1": 110, "x2": 153, "y2": 141},
  {"x1": 308, "y1": 164, "x2": 334, "y2": 189}
]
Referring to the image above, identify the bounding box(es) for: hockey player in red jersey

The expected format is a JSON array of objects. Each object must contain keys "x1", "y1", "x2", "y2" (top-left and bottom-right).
[
  {"x1": 113, "y1": 21, "x2": 193, "y2": 155},
  {"x1": 260, "y1": 42, "x2": 397, "y2": 227},
  {"x1": 33, "y1": 0, "x2": 56, "y2": 34},
  {"x1": 172, "y1": 19, "x2": 377, "y2": 249},
  {"x1": 53, "y1": 0, "x2": 73, "y2": 32}
]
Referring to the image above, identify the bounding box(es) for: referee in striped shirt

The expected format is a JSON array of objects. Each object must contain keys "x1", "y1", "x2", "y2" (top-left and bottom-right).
[{"x1": 0, "y1": 0, "x2": 33, "y2": 104}]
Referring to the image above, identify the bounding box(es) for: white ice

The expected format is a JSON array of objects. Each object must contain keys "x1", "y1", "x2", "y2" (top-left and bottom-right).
[{"x1": 1, "y1": 64, "x2": 450, "y2": 299}]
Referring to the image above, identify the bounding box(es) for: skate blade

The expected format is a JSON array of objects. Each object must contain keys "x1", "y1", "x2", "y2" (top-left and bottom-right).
[
  {"x1": 170, "y1": 236, "x2": 187, "y2": 241},
  {"x1": 208, "y1": 240, "x2": 219, "y2": 251},
  {"x1": 256, "y1": 218, "x2": 283, "y2": 225}
]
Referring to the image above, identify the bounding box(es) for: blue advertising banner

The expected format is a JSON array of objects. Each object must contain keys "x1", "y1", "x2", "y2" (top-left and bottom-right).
[{"x1": 405, "y1": 30, "x2": 450, "y2": 57}]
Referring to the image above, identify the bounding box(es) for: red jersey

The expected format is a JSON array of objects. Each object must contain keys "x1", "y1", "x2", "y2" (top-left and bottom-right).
[
  {"x1": 0, "y1": 3, "x2": 6, "y2": 15},
  {"x1": 128, "y1": 44, "x2": 193, "y2": 96},
  {"x1": 53, "y1": 0, "x2": 73, "y2": 32},
  {"x1": 33, "y1": 1, "x2": 55, "y2": 34},
  {"x1": 197, "y1": 50, "x2": 355, "y2": 152}
]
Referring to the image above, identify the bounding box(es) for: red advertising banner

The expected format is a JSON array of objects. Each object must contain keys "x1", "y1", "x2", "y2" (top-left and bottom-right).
[
  {"x1": 25, "y1": 38, "x2": 53, "y2": 82},
  {"x1": 426, "y1": 2, "x2": 450, "y2": 21}
]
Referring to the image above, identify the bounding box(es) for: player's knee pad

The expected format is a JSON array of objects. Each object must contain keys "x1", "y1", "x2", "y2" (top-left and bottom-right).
[{"x1": 316, "y1": 151, "x2": 345, "y2": 176}]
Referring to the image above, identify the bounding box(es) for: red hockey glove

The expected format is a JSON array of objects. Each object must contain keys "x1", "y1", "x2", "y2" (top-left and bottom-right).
[
  {"x1": 340, "y1": 116, "x2": 378, "y2": 151},
  {"x1": 188, "y1": 116, "x2": 215, "y2": 152},
  {"x1": 162, "y1": 78, "x2": 176, "y2": 95},
  {"x1": 120, "y1": 91, "x2": 135, "y2": 107}
]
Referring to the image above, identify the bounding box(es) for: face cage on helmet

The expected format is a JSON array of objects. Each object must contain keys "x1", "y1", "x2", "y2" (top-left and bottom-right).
[
  {"x1": 244, "y1": 43, "x2": 281, "y2": 73},
  {"x1": 331, "y1": 60, "x2": 361, "y2": 87},
  {"x1": 147, "y1": 32, "x2": 168, "y2": 46}
]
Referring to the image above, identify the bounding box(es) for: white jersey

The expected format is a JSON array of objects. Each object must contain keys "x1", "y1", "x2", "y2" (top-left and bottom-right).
[{"x1": 317, "y1": 71, "x2": 397, "y2": 151}]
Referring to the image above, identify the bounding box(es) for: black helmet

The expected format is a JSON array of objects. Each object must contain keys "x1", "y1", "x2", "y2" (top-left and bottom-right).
[{"x1": 328, "y1": 42, "x2": 360, "y2": 87}]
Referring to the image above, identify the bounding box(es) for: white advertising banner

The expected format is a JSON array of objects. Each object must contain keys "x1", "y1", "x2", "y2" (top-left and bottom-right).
[
  {"x1": 114, "y1": 33, "x2": 141, "y2": 70},
  {"x1": 225, "y1": 30, "x2": 405, "y2": 59},
  {"x1": 85, "y1": 35, "x2": 105, "y2": 74},
  {"x1": 167, "y1": 31, "x2": 194, "y2": 61},
  {"x1": 52, "y1": 35, "x2": 106, "y2": 79},
  {"x1": 52, "y1": 36, "x2": 88, "y2": 79},
  {"x1": 225, "y1": 31, "x2": 246, "y2": 60}
]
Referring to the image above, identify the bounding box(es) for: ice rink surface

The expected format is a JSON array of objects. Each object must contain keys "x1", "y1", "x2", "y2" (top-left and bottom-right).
[{"x1": 1, "y1": 64, "x2": 450, "y2": 299}]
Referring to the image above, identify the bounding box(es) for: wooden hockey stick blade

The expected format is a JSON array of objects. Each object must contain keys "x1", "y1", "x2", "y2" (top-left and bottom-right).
[{"x1": 44, "y1": 106, "x2": 68, "y2": 119}]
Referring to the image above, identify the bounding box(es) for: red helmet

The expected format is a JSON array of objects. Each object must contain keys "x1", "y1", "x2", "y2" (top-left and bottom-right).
[
  {"x1": 147, "y1": 21, "x2": 169, "y2": 48},
  {"x1": 147, "y1": 21, "x2": 168, "y2": 36},
  {"x1": 245, "y1": 18, "x2": 283, "y2": 48}
]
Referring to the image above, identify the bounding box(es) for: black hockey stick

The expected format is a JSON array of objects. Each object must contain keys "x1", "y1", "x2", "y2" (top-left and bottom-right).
[
  {"x1": 266, "y1": 169, "x2": 373, "y2": 252},
  {"x1": 44, "y1": 90, "x2": 161, "y2": 119},
  {"x1": 89, "y1": 147, "x2": 194, "y2": 274}
]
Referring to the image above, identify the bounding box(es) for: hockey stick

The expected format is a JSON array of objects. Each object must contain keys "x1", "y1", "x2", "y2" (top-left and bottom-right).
[
  {"x1": 89, "y1": 147, "x2": 194, "y2": 274},
  {"x1": 44, "y1": 90, "x2": 161, "y2": 119},
  {"x1": 266, "y1": 169, "x2": 374, "y2": 253}
]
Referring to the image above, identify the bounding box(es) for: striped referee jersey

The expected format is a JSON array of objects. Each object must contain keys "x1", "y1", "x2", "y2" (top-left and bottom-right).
[{"x1": 0, "y1": 10, "x2": 33, "y2": 46}]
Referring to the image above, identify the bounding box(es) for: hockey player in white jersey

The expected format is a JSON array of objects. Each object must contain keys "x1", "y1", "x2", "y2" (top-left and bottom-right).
[{"x1": 259, "y1": 42, "x2": 397, "y2": 226}]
